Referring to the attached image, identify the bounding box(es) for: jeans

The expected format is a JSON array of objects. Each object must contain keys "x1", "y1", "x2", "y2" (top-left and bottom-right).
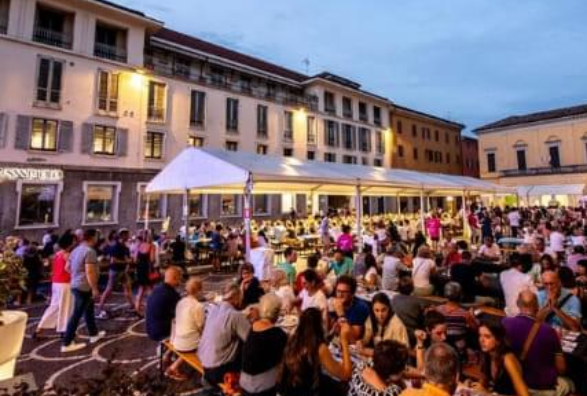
[{"x1": 63, "y1": 288, "x2": 98, "y2": 346}]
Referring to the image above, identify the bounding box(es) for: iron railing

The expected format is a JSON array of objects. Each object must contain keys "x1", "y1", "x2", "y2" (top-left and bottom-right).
[
  {"x1": 94, "y1": 42, "x2": 127, "y2": 63},
  {"x1": 500, "y1": 164, "x2": 587, "y2": 177},
  {"x1": 33, "y1": 26, "x2": 72, "y2": 49}
]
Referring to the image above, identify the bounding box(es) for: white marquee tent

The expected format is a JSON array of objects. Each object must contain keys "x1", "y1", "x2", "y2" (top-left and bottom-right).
[{"x1": 146, "y1": 148, "x2": 512, "y2": 258}]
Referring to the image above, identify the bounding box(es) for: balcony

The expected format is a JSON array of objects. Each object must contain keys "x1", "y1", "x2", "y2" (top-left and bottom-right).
[
  {"x1": 500, "y1": 164, "x2": 587, "y2": 177},
  {"x1": 94, "y1": 42, "x2": 127, "y2": 63},
  {"x1": 33, "y1": 26, "x2": 72, "y2": 49}
]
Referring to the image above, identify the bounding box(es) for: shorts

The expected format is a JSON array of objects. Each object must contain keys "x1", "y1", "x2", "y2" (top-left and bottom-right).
[{"x1": 107, "y1": 270, "x2": 130, "y2": 290}]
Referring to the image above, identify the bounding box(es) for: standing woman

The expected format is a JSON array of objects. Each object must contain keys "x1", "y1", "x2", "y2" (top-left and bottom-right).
[
  {"x1": 135, "y1": 230, "x2": 156, "y2": 315},
  {"x1": 278, "y1": 307, "x2": 353, "y2": 396},
  {"x1": 34, "y1": 232, "x2": 76, "y2": 339},
  {"x1": 474, "y1": 320, "x2": 529, "y2": 396}
]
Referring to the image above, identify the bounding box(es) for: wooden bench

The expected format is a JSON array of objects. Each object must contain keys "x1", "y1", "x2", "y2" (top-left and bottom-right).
[{"x1": 161, "y1": 340, "x2": 240, "y2": 395}]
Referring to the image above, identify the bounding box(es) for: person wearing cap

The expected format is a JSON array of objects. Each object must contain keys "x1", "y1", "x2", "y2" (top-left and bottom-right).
[
  {"x1": 198, "y1": 283, "x2": 251, "y2": 388},
  {"x1": 97, "y1": 228, "x2": 134, "y2": 318}
]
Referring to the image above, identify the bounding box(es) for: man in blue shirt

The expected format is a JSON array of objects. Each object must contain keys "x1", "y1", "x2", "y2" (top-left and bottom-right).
[
  {"x1": 146, "y1": 266, "x2": 183, "y2": 342},
  {"x1": 537, "y1": 270, "x2": 582, "y2": 331},
  {"x1": 330, "y1": 275, "x2": 369, "y2": 343}
]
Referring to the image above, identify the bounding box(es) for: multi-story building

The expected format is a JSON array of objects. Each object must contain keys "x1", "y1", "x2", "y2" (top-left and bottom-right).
[
  {"x1": 474, "y1": 103, "x2": 587, "y2": 206},
  {"x1": 390, "y1": 104, "x2": 464, "y2": 175},
  {"x1": 0, "y1": 0, "x2": 409, "y2": 238},
  {"x1": 461, "y1": 136, "x2": 480, "y2": 178}
]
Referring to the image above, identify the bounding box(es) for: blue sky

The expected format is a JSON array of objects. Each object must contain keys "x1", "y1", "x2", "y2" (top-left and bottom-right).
[{"x1": 119, "y1": 0, "x2": 587, "y2": 135}]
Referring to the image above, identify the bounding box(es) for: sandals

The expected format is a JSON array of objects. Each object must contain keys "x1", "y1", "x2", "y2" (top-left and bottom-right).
[{"x1": 164, "y1": 369, "x2": 188, "y2": 381}]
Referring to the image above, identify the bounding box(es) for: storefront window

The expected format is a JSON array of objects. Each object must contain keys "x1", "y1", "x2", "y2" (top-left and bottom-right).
[
  {"x1": 253, "y1": 195, "x2": 270, "y2": 215},
  {"x1": 221, "y1": 194, "x2": 240, "y2": 217},
  {"x1": 84, "y1": 184, "x2": 118, "y2": 224},
  {"x1": 18, "y1": 184, "x2": 58, "y2": 226},
  {"x1": 188, "y1": 193, "x2": 206, "y2": 218},
  {"x1": 137, "y1": 184, "x2": 165, "y2": 221}
]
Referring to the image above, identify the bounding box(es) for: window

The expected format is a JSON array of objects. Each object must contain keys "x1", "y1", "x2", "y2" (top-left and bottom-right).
[
  {"x1": 487, "y1": 152, "x2": 496, "y2": 173},
  {"x1": 549, "y1": 145, "x2": 560, "y2": 168},
  {"x1": 516, "y1": 149, "x2": 527, "y2": 171},
  {"x1": 253, "y1": 195, "x2": 270, "y2": 215},
  {"x1": 33, "y1": 4, "x2": 73, "y2": 49},
  {"x1": 145, "y1": 131, "x2": 164, "y2": 159},
  {"x1": 187, "y1": 193, "x2": 206, "y2": 218},
  {"x1": 190, "y1": 90, "x2": 206, "y2": 127},
  {"x1": 342, "y1": 97, "x2": 353, "y2": 118},
  {"x1": 307, "y1": 116, "x2": 317, "y2": 145},
  {"x1": 210, "y1": 66, "x2": 225, "y2": 86},
  {"x1": 376, "y1": 131, "x2": 384, "y2": 154},
  {"x1": 324, "y1": 91, "x2": 336, "y2": 114},
  {"x1": 240, "y1": 75, "x2": 252, "y2": 93},
  {"x1": 257, "y1": 144, "x2": 268, "y2": 155},
  {"x1": 342, "y1": 124, "x2": 356, "y2": 150},
  {"x1": 324, "y1": 152, "x2": 336, "y2": 163},
  {"x1": 226, "y1": 141, "x2": 238, "y2": 151},
  {"x1": 188, "y1": 136, "x2": 204, "y2": 147},
  {"x1": 283, "y1": 147, "x2": 293, "y2": 157},
  {"x1": 434, "y1": 130, "x2": 439, "y2": 142},
  {"x1": 325, "y1": 120, "x2": 339, "y2": 147},
  {"x1": 437, "y1": 152, "x2": 443, "y2": 163},
  {"x1": 445, "y1": 132, "x2": 449, "y2": 144},
  {"x1": 374, "y1": 158, "x2": 383, "y2": 167},
  {"x1": 29, "y1": 118, "x2": 58, "y2": 151},
  {"x1": 412, "y1": 124, "x2": 417, "y2": 137},
  {"x1": 83, "y1": 183, "x2": 119, "y2": 224},
  {"x1": 226, "y1": 98, "x2": 239, "y2": 132},
  {"x1": 36, "y1": 57, "x2": 63, "y2": 106},
  {"x1": 284, "y1": 111, "x2": 294, "y2": 141},
  {"x1": 359, "y1": 102, "x2": 368, "y2": 122},
  {"x1": 398, "y1": 145, "x2": 404, "y2": 157},
  {"x1": 421, "y1": 127, "x2": 426, "y2": 140},
  {"x1": 307, "y1": 150, "x2": 315, "y2": 160},
  {"x1": 397, "y1": 121, "x2": 403, "y2": 134},
  {"x1": 266, "y1": 83, "x2": 276, "y2": 99},
  {"x1": 343, "y1": 155, "x2": 357, "y2": 164},
  {"x1": 147, "y1": 81, "x2": 166, "y2": 122},
  {"x1": 373, "y1": 106, "x2": 382, "y2": 126},
  {"x1": 0, "y1": 0, "x2": 9, "y2": 34},
  {"x1": 426, "y1": 149, "x2": 433, "y2": 162},
  {"x1": 413, "y1": 147, "x2": 419, "y2": 160},
  {"x1": 137, "y1": 183, "x2": 165, "y2": 221},
  {"x1": 358, "y1": 128, "x2": 371, "y2": 152},
  {"x1": 17, "y1": 182, "x2": 61, "y2": 227},
  {"x1": 446, "y1": 153, "x2": 451, "y2": 164},
  {"x1": 94, "y1": 22, "x2": 127, "y2": 63},
  {"x1": 257, "y1": 105, "x2": 268, "y2": 138},
  {"x1": 173, "y1": 56, "x2": 190, "y2": 78},
  {"x1": 96, "y1": 70, "x2": 119, "y2": 114},
  {"x1": 92, "y1": 125, "x2": 116, "y2": 155},
  {"x1": 221, "y1": 194, "x2": 240, "y2": 217},
  {"x1": 362, "y1": 157, "x2": 369, "y2": 165},
  {"x1": 427, "y1": 129, "x2": 431, "y2": 140}
]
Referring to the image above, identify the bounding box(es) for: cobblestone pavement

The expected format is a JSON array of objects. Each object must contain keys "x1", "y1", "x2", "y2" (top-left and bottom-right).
[{"x1": 14, "y1": 273, "x2": 235, "y2": 394}]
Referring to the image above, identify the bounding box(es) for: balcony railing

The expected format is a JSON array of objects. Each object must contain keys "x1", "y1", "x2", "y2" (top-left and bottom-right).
[
  {"x1": 148, "y1": 106, "x2": 165, "y2": 122},
  {"x1": 500, "y1": 164, "x2": 587, "y2": 177},
  {"x1": 33, "y1": 26, "x2": 72, "y2": 49},
  {"x1": 94, "y1": 42, "x2": 127, "y2": 63}
]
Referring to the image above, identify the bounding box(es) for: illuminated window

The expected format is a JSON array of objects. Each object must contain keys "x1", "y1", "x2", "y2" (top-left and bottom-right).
[
  {"x1": 284, "y1": 111, "x2": 294, "y2": 142},
  {"x1": 186, "y1": 193, "x2": 206, "y2": 218},
  {"x1": 188, "y1": 136, "x2": 204, "y2": 147},
  {"x1": 97, "y1": 70, "x2": 119, "y2": 114},
  {"x1": 145, "y1": 131, "x2": 164, "y2": 159},
  {"x1": 83, "y1": 182, "x2": 119, "y2": 224},
  {"x1": 257, "y1": 144, "x2": 268, "y2": 155},
  {"x1": 137, "y1": 183, "x2": 166, "y2": 221},
  {"x1": 17, "y1": 182, "x2": 60, "y2": 227},
  {"x1": 190, "y1": 90, "x2": 206, "y2": 127},
  {"x1": 30, "y1": 118, "x2": 58, "y2": 151},
  {"x1": 253, "y1": 195, "x2": 270, "y2": 215},
  {"x1": 92, "y1": 125, "x2": 116, "y2": 155},
  {"x1": 221, "y1": 194, "x2": 241, "y2": 216},
  {"x1": 147, "y1": 81, "x2": 166, "y2": 122}
]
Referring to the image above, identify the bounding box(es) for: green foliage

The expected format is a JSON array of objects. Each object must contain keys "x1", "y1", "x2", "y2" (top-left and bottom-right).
[{"x1": 0, "y1": 249, "x2": 28, "y2": 312}]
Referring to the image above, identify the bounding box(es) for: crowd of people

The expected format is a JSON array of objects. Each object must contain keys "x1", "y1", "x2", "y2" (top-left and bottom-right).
[{"x1": 2, "y1": 203, "x2": 587, "y2": 395}]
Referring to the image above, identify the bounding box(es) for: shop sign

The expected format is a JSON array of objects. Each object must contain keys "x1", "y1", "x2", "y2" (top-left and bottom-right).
[{"x1": 0, "y1": 167, "x2": 64, "y2": 182}]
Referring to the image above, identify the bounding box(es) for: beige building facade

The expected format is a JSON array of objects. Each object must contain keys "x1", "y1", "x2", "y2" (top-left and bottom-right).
[{"x1": 474, "y1": 104, "x2": 587, "y2": 206}]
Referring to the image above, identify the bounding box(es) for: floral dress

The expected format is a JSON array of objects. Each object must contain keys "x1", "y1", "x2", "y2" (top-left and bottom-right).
[{"x1": 348, "y1": 361, "x2": 403, "y2": 396}]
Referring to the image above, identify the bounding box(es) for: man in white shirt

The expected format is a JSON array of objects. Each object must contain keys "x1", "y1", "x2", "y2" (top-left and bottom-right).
[
  {"x1": 507, "y1": 208, "x2": 521, "y2": 237},
  {"x1": 478, "y1": 236, "x2": 501, "y2": 262},
  {"x1": 500, "y1": 252, "x2": 536, "y2": 316},
  {"x1": 549, "y1": 226, "x2": 566, "y2": 254},
  {"x1": 382, "y1": 249, "x2": 407, "y2": 291}
]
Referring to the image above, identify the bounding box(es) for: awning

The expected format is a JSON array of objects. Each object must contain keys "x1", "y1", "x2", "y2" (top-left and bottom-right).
[
  {"x1": 146, "y1": 147, "x2": 511, "y2": 196},
  {"x1": 517, "y1": 184, "x2": 586, "y2": 197}
]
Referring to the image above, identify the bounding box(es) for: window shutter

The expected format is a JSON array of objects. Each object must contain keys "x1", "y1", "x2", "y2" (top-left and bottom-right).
[
  {"x1": 58, "y1": 120, "x2": 74, "y2": 152},
  {"x1": 81, "y1": 123, "x2": 94, "y2": 154},
  {"x1": 117, "y1": 128, "x2": 128, "y2": 156},
  {"x1": 15, "y1": 115, "x2": 31, "y2": 150},
  {"x1": 0, "y1": 113, "x2": 7, "y2": 148}
]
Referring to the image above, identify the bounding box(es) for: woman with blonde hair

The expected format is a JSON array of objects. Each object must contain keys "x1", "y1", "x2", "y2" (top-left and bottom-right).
[{"x1": 411, "y1": 245, "x2": 436, "y2": 297}]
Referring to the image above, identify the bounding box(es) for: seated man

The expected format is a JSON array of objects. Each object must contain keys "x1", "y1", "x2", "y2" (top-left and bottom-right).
[
  {"x1": 145, "y1": 266, "x2": 182, "y2": 342},
  {"x1": 198, "y1": 283, "x2": 251, "y2": 388},
  {"x1": 500, "y1": 252, "x2": 536, "y2": 317},
  {"x1": 329, "y1": 275, "x2": 370, "y2": 343},
  {"x1": 537, "y1": 270, "x2": 582, "y2": 331},
  {"x1": 478, "y1": 235, "x2": 501, "y2": 262},
  {"x1": 328, "y1": 249, "x2": 354, "y2": 277},
  {"x1": 503, "y1": 290, "x2": 570, "y2": 396},
  {"x1": 400, "y1": 343, "x2": 459, "y2": 396}
]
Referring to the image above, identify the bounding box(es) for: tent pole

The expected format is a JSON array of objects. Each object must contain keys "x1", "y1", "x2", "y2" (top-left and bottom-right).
[
  {"x1": 420, "y1": 188, "x2": 426, "y2": 237},
  {"x1": 462, "y1": 189, "x2": 468, "y2": 240},
  {"x1": 244, "y1": 173, "x2": 253, "y2": 262},
  {"x1": 396, "y1": 193, "x2": 401, "y2": 216},
  {"x1": 355, "y1": 183, "x2": 363, "y2": 250},
  {"x1": 184, "y1": 188, "x2": 190, "y2": 258},
  {"x1": 144, "y1": 193, "x2": 150, "y2": 231}
]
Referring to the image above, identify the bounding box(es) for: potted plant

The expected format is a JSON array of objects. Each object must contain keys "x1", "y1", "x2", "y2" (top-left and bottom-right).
[{"x1": 0, "y1": 247, "x2": 28, "y2": 381}]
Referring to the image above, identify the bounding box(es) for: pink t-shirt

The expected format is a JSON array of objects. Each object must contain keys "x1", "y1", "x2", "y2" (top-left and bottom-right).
[
  {"x1": 337, "y1": 233, "x2": 354, "y2": 252},
  {"x1": 426, "y1": 218, "x2": 442, "y2": 239},
  {"x1": 51, "y1": 250, "x2": 71, "y2": 284}
]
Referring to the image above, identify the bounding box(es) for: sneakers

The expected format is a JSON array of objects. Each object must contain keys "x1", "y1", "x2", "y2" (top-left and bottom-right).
[
  {"x1": 61, "y1": 342, "x2": 87, "y2": 353},
  {"x1": 96, "y1": 310, "x2": 109, "y2": 320},
  {"x1": 89, "y1": 330, "x2": 106, "y2": 344}
]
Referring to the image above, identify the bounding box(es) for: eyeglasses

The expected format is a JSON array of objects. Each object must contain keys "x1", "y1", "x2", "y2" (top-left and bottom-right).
[{"x1": 336, "y1": 289, "x2": 352, "y2": 295}]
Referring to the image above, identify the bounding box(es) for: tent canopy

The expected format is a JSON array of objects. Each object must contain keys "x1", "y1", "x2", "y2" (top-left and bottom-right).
[
  {"x1": 147, "y1": 148, "x2": 511, "y2": 196},
  {"x1": 517, "y1": 184, "x2": 585, "y2": 197}
]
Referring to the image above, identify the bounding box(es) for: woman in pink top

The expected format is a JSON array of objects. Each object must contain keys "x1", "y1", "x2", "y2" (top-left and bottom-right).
[
  {"x1": 336, "y1": 224, "x2": 355, "y2": 258},
  {"x1": 426, "y1": 214, "x2": 442, "y2": 251},
  {"x1": 34, "y1": 232, "x2": 76, "y2": 338}
]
